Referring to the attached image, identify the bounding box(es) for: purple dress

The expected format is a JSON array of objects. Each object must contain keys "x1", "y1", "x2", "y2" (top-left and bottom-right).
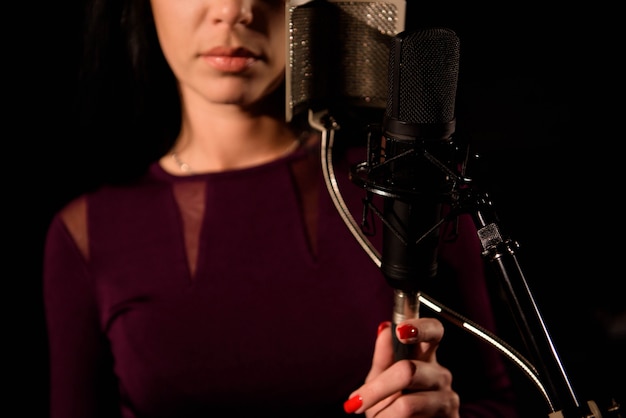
[{"x1": 44, "y1": 134, "x2": 518, "y2": 417}]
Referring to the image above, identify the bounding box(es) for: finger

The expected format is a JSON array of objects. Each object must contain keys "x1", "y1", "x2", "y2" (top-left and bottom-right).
[
  {"x1": 395, "y1": 317, "x2": 444, "y2": 345},
  {"x1": 395, "y1": 317, "x2": 444, "y2": 361},
  {"x1": 374, "y1": 389, "x2": 461, "y2": 418},
  {"x1": 365, "y1": 321, "x2": 395, "y2": 382},
  {"x1": 345, "y1": 358, "x2": 453, "y2": 414},
  {"x1": 367, "y1": 318, "x2": 444, "y2": 383}
]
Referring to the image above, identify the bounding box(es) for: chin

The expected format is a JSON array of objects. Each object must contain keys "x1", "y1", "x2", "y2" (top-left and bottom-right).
[{"x1": 208, "y1": 84, "x2": 266, "y2": 106}]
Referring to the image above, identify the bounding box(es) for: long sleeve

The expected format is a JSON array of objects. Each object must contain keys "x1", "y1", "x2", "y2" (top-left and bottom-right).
[{"x1": 43, "y1": 210, "x2": 120, "y2": 418}]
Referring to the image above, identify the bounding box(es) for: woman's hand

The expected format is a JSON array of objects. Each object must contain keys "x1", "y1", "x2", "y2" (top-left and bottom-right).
[{"x1": 344, "y1": 319, "x2": 460, "y2": 417}]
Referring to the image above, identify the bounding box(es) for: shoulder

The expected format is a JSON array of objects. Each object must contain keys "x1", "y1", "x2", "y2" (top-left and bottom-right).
[
  {"x1": 51, "y1": 163, "x2": 171, "y2": 255},
  {"x1": 56, "y1": 195, "x2": 89, "y2": 259}
]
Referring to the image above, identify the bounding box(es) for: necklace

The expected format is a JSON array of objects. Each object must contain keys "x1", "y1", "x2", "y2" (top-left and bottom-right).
[
  {"x1": 171, "y1": 152, "x2": 193, "y2": 173},
  {"x1": 170, "y1": 139, "x2": 302, "y2": 174}
]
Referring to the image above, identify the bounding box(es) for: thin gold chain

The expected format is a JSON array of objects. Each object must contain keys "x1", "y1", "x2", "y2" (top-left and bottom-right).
[
  {"x1": 170, "y1": 139, "x2": 302, "y2": 174},
  {"x1": 171, "y1": 152, "x2": 193, "y2": 173}
]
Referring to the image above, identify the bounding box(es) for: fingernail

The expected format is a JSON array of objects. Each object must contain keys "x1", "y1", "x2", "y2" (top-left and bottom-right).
[
  {"x1": 377, "y1": 320, "x2": 391, "y2": 336},
  {"x1": 343, "y1": 394, "x2": 363, "y2": 414},
  {"x1": 397, "y1": 324, "x2": 418, "y2": 341}
]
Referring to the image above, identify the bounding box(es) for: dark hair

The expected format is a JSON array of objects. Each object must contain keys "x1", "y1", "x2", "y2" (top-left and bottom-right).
[
  {"x1": 75, "y1": 0, "x2": 179, "y2": 184},
  {"x1": 88, "y1": 0, "x2": 172, "y2": 88}
]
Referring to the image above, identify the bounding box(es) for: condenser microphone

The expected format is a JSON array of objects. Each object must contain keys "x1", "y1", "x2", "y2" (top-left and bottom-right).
[
  {"x1": 349, "y1": 27, "x2": 461, "y2": 360},
  {"x1": 385, "y1": 28, "x2": 460, "y2": 360},
  {"x1": 285, "y1": 0, "x2": 406, "y2": 123},
  {"x1": 384, "y1": 28, "x2": 460, "y2": 360},
  {"x1": 380, "y1": 28, "x2": 460, "y2": 290}
]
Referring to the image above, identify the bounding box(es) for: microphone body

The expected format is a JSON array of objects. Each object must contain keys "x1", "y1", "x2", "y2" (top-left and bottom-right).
[
  {"x1": 381, "y1": 28, "x2": 460, "y2": 288},
  {"x1": 376, "y1": 28, "x2": 461, "y2": 360}
]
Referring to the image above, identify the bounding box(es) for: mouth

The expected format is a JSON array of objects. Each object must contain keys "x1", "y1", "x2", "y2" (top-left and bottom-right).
[
  {"x1": 202, "y1": 46, "x2": 263, "y2": 60},
  {"x1": 201, "y1": 47, "x2": 261, "y2": 73}
]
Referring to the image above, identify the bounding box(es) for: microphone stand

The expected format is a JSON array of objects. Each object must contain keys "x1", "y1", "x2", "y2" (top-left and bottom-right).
[
  {"x1": 310, "y1": 109, "x2": 622, "y2": 418},
  {"x1": 458, "y1": 188, "x2": 615, "y2": 418}
]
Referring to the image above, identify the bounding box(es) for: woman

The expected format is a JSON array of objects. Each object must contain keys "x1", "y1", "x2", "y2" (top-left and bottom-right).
[{"x1": 43, "y1": 0, "x2": 519, "y2": 416}]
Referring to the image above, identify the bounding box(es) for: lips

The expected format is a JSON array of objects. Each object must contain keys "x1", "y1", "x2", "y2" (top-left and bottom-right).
[{"x1": 201, "y1": 47, "x2": 259, "y2": 73}]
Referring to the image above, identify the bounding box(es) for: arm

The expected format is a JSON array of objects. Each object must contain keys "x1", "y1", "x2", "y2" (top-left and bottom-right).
[{"x1": 43, "y1": 205, "x2": 120, "y2": 418}]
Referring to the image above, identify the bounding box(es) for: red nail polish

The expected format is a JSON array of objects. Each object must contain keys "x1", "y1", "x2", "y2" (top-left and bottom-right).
[
  {"x1": 397, "y1": 324, "x2": 418, "y2": 340},
  {"x1": 377, "y1": 321, "x2": 391, "y2": 336},
  {"x1": 343, "y1": 394, "x2": 363, "y2": 414}
]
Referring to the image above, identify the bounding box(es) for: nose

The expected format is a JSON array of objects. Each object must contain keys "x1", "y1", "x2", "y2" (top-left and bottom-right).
[{"x1": 209, "y1": 0, "x2": 253, "y2": 26}]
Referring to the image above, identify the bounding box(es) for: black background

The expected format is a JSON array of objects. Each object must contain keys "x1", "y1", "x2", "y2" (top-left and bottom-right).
[{"x1": 11, "y1": 1, "x2": 623, "y2": 417}]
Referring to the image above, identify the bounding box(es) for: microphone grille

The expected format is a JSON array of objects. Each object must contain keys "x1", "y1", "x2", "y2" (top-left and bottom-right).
[
  {"x1": 387, "y1": 27, "x2": 460, "y2": 124},
  {"x1": 286, "y1": 0, "x2": 406, "y2": 121}
]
